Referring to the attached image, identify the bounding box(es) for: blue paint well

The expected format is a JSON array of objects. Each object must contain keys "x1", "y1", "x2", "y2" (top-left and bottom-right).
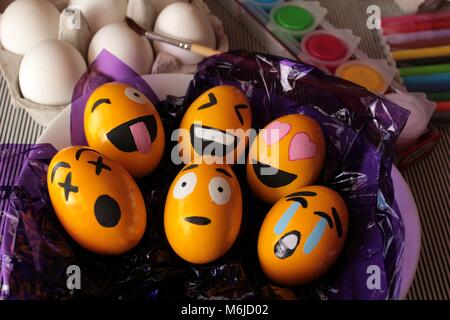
[{"x1": 274, "y1": 202, "x2": 300, "y2": 235}]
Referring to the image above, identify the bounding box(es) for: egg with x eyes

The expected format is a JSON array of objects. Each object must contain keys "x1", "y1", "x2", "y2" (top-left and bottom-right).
[
  {"x1": 164, "y1": 163, "x2": 242, "y2": 264},
  {"x1": 258, "y1": 185, "x2": 349, "y2": 286},
  {"x1": 47, "y1": 146, "x2": 147, "y2": 255}
]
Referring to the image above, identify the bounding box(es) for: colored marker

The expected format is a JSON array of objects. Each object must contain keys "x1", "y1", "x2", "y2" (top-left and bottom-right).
[
  {"x1": 436, "y1": 101, "x2": 450, "y2": 113},
  {"x1": 392, "y1": 45, "x2": 450, "y2": 61},
  {"x1": 399, "y1": 63, "x2": 450, "y2": 77},
  {"x1": 396, "y1": 56, "x2": 450, "y2": 68},
  {"x1": 381, "y1": 10, "x2": 450, "y2": 27},
  {"x1": 386, "y1": 28, "x2": 450, "y2": 50},
  {"x1": 427, "y1": 92, "x2": 450, "y2": 102},
  {"x1": 403, "y1": 73, "x2": 450, "y2": 93},
  {"x1": 382, "y1": 17, "x2": 450, "y2": 35}
]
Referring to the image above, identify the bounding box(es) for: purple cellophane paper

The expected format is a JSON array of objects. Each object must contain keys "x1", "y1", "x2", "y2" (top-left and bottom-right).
[{"x1": 0, "y1": 51, "x2": 409, "y2": 300}]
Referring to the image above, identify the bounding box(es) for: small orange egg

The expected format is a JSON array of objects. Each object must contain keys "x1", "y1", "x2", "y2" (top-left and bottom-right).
[
  {"x1": 246, "y1": 114, "x2": 325, "y2": 204},
  {"x1": 84, "y1": 82, "x2": 165, "y2": 178},
  {"x1": 258, "y1": 186, "x2": 349, "y2": 286},
  {"x1": 164, "y1": 163, "x2": 242, "y2": 264},
  {"x1": 47, "y1": 146, "x2": 147, "y2": 255},
  {"x1": 178, "y1": 85, "x2": 252, "y2": 164}
]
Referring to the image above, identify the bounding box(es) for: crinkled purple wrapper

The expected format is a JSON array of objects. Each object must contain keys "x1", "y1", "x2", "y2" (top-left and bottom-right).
[{"x1": 0, "y1": 51, "x2": 409, "y2": 300}]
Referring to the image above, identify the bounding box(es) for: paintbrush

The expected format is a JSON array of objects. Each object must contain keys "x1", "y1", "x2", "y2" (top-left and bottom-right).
[{"x1": 126, "y1": 17, "x2": 222, "y2": 58}]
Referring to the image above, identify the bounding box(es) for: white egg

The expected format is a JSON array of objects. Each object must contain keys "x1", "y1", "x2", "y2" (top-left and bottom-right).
[
  {"x1": 150, "y1": 0, "x2": 188, "y2": 14},
  {"x1": 88, "y1": 22, "x2": 154, "y2": 75},
  {"x1": 19, "y1": 40, "x2": 87, "y2": 106},
  {"x1": 0, "y1": 0, "x2": 59, "y2": 55},
  {"x1": 68, "y1": 0, "x2": 127, "y2": 34},
  {"x1": 154, "y1": 2, "x2": 216, "y2": 65}
]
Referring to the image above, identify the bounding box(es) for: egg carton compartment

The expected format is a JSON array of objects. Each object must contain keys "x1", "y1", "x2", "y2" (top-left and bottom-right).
[{"x1": 0, "y1": 0, "x2": 228, "y2": 128}]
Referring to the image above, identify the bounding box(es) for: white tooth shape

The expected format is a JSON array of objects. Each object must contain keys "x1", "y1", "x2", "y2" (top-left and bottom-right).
[
  {"x1": 281, "y1": 233, "x2": 299, "y2": 250},
  {"x1": 194, "y1": 126, "x2": 235, "y2": 146}
]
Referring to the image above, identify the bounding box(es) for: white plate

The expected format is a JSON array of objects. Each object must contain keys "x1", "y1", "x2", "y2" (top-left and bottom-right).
[{"x1": 36, "y1": 73, "x2": 420, "y2": 299}]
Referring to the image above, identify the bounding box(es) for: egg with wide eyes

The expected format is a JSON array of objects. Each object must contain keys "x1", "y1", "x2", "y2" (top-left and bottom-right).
[
  {"x1": 164, "y1": 164, "x2": 242, "y2": 264},
  {"x1": 84, "y1": 82, "x2": 165, "y2": 178},
  {"x1": 258, "y1": 186, "x2": 349, "y2": 286},
  {"x1": 246, "y1": 114, "x2": 325, "y2": 204},
  {"x1": 47, "y1": 146, "x2": 147, "y2": 255},
  {"x1": 178, "y1": 85, "x2": 252, "y2": 165}
]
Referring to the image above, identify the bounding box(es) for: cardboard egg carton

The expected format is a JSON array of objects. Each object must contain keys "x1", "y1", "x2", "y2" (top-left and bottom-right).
[{"x1": 0, "y1": 0, "x2": 228, "y2": 128}]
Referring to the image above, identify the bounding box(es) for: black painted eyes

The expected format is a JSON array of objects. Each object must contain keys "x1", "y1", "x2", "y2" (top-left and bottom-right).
[
  {"x1": 196, "y1": 92, "x2": 249, "y2": 125},
  {"x1": 87, "y1": 156, "x2": 111, "y2": 176},
  {"x1": 197, "y1": 93, "x2": 218, "y2": 110},
  {"x1": 125, "y1": 87, "x2": 148, "y2": 104},
  {"x1": 285, "y1": 191, "x2": 317, "y2": 208},
  {"x1": 58, "y1": 172, "x2": 79, "y2": 201}
]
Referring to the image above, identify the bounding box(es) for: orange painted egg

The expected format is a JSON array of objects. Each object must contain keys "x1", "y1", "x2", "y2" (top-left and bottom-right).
[
  {"x1": 164, "y1": 163, "x2": 242, "y2": 264},
  {"x1": 84, "y1": 82, "x2": 165, "y2": 178},
  {"x1": 178, "y1": 85, "x2": 252, "y2": 164},
  {"x1": 258, "y1": 186, "x2": 349, "y2": 286},
  {"x1": 247, "y1": 114, "x2": 325, "y2": 204},
  {"x1": 47, "y1": 146, "x2": 147, "y2": 255}
]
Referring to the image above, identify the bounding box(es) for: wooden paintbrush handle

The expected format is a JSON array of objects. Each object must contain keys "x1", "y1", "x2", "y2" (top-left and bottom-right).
[{"x1": 190, "y1": 43, "x2": 222, "y2": 57}]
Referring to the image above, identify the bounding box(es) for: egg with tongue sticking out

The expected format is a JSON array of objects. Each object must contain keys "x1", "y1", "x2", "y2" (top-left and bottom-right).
[{"x1": 84, "y1": 82, "x2": 165, "y2": 178}]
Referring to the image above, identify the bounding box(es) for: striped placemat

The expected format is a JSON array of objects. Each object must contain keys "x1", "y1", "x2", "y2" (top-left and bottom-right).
[
  {"x1": 0, "y1": 79, "x2": 43, "y2": 144},
  {"x1": 0, "y1": 0, "x2": 448, "y2": 300}
]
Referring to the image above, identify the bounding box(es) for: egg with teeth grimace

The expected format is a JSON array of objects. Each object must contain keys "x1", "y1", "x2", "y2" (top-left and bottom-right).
[
  {"x1": 257, "y1": 186, "x2": 349, "y2": 286},
  {"x1": 84, "y1": 82, "x2": 165, "y2": 178},
  {"x1": 178, "y1": 85, "x2": 252, "y2": 165},
  {"x1": 246, "y1": 114, "x2": 325, "y2": 204},
  {"x1": 164, "y1": 164, "x2": 242, "y2": 264}
]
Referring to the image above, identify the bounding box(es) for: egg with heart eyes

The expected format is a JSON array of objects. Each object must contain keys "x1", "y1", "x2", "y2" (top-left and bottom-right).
[
  {"x1": 246, "y1": 114, "x2": 325, "y2": 204},
  {"x1": 84, "y1": 82, "x2": 165, "y2": 178},
  {"x1": 47, "y1": 146, "x2": 147, "y2": 255},
  {"x1": 178, "y1": 85, "x2": 252, "y2": 165},
  {"x1": 258, "y1": 186, "x2": 349, "y2": 286},
  {"x1": 164, "y1": 163, "x2": 242, "y2": 264}
]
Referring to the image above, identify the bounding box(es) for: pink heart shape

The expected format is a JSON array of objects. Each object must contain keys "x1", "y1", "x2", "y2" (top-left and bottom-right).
[
  {"x1": 262, "y1": 121, "x2": 291, "y2": 145},
  {"x1": 289, "y1": 132, "x2": 318, "y2": 161}
]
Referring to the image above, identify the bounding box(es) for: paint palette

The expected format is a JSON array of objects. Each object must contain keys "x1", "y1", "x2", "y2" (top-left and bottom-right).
[{"x1": 237, "y1": 0, "x2": 398, "y2": 93}]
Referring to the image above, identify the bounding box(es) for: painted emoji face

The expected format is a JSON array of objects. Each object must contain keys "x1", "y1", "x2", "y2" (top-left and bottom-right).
[
  {"x1": 258, "y1": 186, "x2": 349, "y2": 286},
  {"x1": 47, "y1": 146, "x2": 147, "y2": 255},
  {"x1": 164, "y1": 164, "x2": 242, "y2": 264},
  {"x1": 246, "y1": 114, "x2": 325, "y2": 204},
  {"x1": 178, "y1": 85, "x2": 252, "y2": 164},
  {"x1": 84, "y1": 82, "x2": 165, "y2": 178}
]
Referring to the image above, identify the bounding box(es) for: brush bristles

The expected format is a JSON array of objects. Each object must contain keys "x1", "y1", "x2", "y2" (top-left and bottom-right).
[{"x1": 125, "y1": 17, "x2": 146, "y2": 36}]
